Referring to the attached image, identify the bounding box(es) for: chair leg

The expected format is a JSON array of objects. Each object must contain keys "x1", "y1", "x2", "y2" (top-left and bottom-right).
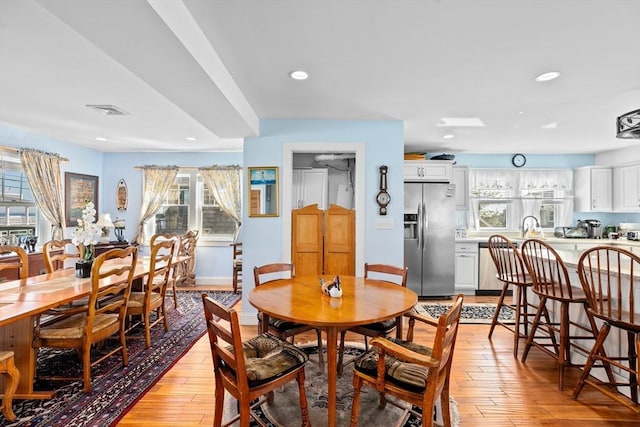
[
  {"x1": 350, "y1": 375, "x2": 363, "y2": 427},
  {"x1": 521, "y1": 297, "x2": 545, "y2": 363},
  {"x1": 441, "y1": 379, "x2": 452, "y2": 427},
  {"x1": 338, "y1": 330, "x2": 347, "y2": 376},
  {"x1": 315, "y1": 329, "x2": 324, "y2": 374},
  {"x1": 513, "y1": 285, "x2": 523, "y2": 358},
  {"x1": 558, "y1": 301, "x2": 570, "y2": 390},
  {"x1": 172, "y1": 281, "x2": 178, "y2": 309},
  {"x1": 296, "y1": 369, "x2": 311, "y2": 427},
  {"x1": 572, "y1": 322, "x2": 610, "y2": 400},
  {"x1": 488, "y1": 282, "x2": 509, "y2": 339},
  {"x1": 0, "y1": 355, "x2": 19, "y2": 422},
  {"x1": 82, "y1": 344, "x2": 92, "y2": 392},
  {"x1": 162, "y1": 304, "x2": 169, "y2": 332},
  {"x1": 213, "y1": 375, "x2": 224, "y2": 427},
  {"x1": 144, "y1": 312, "x2": 152, "y2": 348}
]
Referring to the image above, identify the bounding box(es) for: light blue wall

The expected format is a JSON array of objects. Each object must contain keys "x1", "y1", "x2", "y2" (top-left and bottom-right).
[{"x1": 241, "y1": 119, "x2": 404, "y2": 315}]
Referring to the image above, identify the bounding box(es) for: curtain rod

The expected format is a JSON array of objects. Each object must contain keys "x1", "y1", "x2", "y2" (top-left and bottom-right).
[
  {"x1": 0, "y1": 145, "x2": 69, "y2": 162},
  {"x1": 134, "y1": 165, "x2": 241, "y2": 170}
]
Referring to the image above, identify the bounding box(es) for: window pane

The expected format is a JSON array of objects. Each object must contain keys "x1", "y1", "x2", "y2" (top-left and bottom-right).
[
  {"x1": 166, "y1": 176, "x2": 190, "y2": 205},
  {"x1": 201, "y1": 206, "x2": 237, "y2": 236},
  {"x1": 539, "y1": 204, "x2": 555, "y2": 228},
  {"x1": 154, "y1": 206, "x2": 189, "y2": 234},
  {"x1": 478, "y1": 202, "x2": 507, "y2": 228}
]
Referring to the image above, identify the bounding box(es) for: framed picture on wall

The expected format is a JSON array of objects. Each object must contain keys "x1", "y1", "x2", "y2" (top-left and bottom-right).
[{"x1": 65, "y1": 172, "x2": 99, "y2": 227}]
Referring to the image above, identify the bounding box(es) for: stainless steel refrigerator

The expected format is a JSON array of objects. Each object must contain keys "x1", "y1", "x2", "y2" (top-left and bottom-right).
[{"x1": 404, "y1": 182, "x2": 456, "y2": 297}]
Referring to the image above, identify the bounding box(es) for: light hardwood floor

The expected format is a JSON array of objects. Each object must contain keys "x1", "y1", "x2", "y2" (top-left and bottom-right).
[{"x1": 118, "y1": 293, "x2": 640, "y2": 426}]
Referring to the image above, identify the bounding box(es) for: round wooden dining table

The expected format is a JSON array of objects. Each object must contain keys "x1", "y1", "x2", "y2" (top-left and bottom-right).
[{"x1": 248, "y1": 275, "x2": 418, "y2": 427}]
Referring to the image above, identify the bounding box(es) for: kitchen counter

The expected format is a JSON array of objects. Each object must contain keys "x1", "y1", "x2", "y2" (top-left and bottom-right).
[{"x1": 456, "y1": 235, "x2": 640, "y2": 248}]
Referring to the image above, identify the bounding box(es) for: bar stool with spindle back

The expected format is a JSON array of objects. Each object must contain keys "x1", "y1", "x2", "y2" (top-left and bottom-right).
[
  {"x1": 573, "y1": 245, "x2": 640, "y2": 413},
  {"x1": 487, "y1": 234, "x2": 537, "y2": 357},
  {"x1": 520, "y1": 238, "x2": 608, "y2": 390}
]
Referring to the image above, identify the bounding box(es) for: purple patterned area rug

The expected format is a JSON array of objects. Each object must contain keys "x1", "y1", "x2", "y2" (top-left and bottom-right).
[{"x1": 3, "y1": 290, "x2": 240, "y2": 427}]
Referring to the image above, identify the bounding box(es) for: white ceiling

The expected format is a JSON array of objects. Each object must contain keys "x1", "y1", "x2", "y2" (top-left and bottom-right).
[{"x1": 1, "y1": 0, "x2": 639, "y2": 154}]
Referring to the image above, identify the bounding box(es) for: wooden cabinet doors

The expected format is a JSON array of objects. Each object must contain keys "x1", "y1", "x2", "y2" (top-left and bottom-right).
[{"x1": 292, "y1": 204, "x2": 354, "y2": 277}]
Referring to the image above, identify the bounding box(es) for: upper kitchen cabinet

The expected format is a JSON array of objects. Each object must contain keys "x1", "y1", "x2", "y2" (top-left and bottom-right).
[
  {"x1": 403, "y1": 160, "x2": 452, "y2": 182},
  {"x1": 453, "y1": 166, "x2": 469, "y2": 210},
  {"x1": 292, "y1": 168, "x2": 329, "y2": 210},
  {"x1": 613, "y1": 163, "x2": 640, "y2": 211},
  {"x1": 574, "y1": 166, "x2": 612, "y2": 212}
]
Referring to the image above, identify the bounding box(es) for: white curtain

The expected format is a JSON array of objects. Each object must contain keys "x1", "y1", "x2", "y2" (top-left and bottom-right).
[
  {"x1": 199, "y1": 165, "x2": 242, "y2": 226},
  {"x1": 133, "y1": 166, "x2": 179, "y2": 245},
  {"x1": 20, "y1": 149, "x2": 66, "y2": 240}
]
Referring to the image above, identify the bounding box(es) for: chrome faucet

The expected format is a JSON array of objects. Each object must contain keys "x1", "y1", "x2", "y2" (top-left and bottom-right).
[{"x1": 521, "y1": 215, "x2": 540, "y2": 238}]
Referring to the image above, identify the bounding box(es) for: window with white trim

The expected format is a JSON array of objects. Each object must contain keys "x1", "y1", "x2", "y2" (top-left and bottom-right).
[
  {"x1": 0, "y1": 155, "x2": 37, "y2": 244},
  {"x1": 147, "y1": 170, "x2": 237, "y2": 241}
]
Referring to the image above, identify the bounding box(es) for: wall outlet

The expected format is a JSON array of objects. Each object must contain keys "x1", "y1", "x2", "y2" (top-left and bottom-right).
[{"x1": 375, "y1": 219, "x2": 394, "y2": 229}]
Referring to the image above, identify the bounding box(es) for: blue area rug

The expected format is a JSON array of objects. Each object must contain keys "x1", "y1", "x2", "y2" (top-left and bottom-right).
[{"x1": 3, "y1": 290, "x2": 241, "y2": 427}]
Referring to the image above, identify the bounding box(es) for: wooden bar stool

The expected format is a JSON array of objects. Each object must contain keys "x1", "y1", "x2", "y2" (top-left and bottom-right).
[
  {"x1": 0, "y1": 351, "x2": 19, "y2": 421},
  {"x1": 573, "y1": 246, "x2": 640, "y2": 412},
  {"x1": 487, "y1": 235, "x2": 537, "y2": 358},
  {"x1": 520, "y1": 238, "x2": 606, "y2": 390}
]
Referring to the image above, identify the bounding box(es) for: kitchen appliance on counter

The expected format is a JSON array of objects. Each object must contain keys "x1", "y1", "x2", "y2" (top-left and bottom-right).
[
  {"x1": 577, "y1": 219, "x2": 603, "y2": 239},
  {"x1": 404, "y1": 182, "x2": 455, "y2": 298},
  {"x1": 628, "y1": 231, "x2": 640, "y2": 241},
  {"x1": 554, "y1": 226, "x2": 588, "y2": 238}
]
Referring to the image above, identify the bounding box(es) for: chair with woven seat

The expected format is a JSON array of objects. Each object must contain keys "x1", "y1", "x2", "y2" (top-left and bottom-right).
[
  {"x1": 572, "y1": 246, "x2": 640, "y2": 413},
  {"x1": 338, "y1": 263, "x2": 408, "y2": 375},
  {"x1": 520, "y1": 238, "x2": 607, "y2": 390},
  {"x1": 126, "y1": 238, "x2": 175, "y2": 348},
  {"x1": 202, "y1": 293, "x2": 311, "y2": 427},
  {"x1": 487, "y1": 234, "x2": 537, "y2": 357},
  {"x1": 350, "y1": 293, "x2": 464, "y2": 427},
  {"x1": 43, "y1": 239, "x2": 80, "y2": 273},
  {"x1": 150, "y1": 233, "x2": 181, "y2": 308},
  {"x1": 0, "y1": 245, "x2": 28, "y2": 282},
  {"x1": 32, "y1": 246, "x2": 138, "y2": 392},
  {"x1": 253, "y1": 263, "x2": 324, "y2": 372},
  {"x1": 0, "y1": 350, "x2": 19, "y2": 421}
]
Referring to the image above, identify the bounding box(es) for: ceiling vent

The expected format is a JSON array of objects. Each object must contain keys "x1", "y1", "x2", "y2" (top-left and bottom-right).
[
  {"x1": 86, "y1": 104, "x2": 129, "y2": 116},
  {"x1": 616, "y1": 109, "x2": 640, "y2": 139}
]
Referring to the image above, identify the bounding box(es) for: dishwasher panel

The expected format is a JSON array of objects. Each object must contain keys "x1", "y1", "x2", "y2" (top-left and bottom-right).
[{"x1": 477, "y1": 241, "x2": 507, "y2": 296}]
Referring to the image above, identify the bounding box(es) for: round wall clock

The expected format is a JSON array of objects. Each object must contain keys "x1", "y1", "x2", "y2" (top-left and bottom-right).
[
  {"x1": 376, "y1": 165, "x2": 390, "y2": 215},
  {"x1": 512, "y1": 154, "x2": 526, "y2": 168}
]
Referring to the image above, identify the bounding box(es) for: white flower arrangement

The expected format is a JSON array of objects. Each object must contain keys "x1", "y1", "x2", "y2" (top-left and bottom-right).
[{"x1": 71, "y1": 201, "x2": 102, "y2": 260}]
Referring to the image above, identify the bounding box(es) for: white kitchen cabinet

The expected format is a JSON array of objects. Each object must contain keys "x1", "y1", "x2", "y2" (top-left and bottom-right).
[
  {"x1": 453, "y1": 166, "x2": 469, "y2": 210},
  {"x1": 403, "y1": 160, "x2": 452, "y2": 182},
  {"x1": 292, "y1": 168, "x2": 329, "y2": 210},
  {"x1": 455, "y1": 242, "x2": 478, "y2": 295},
  {"x1": 574, "y1": 166, "x2": 612, "y2": 212},
  {"x1": 613, "y1": 164, "x2": 640, "y2": 211}
]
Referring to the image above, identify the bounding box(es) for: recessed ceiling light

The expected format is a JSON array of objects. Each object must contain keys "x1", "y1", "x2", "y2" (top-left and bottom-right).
[
  {"x1": 289, "y1": 70, "x2": 309, "y2": 80},
  {"x1": 95, "y1": 137, "x2": 107, "y2": 141},
  {"x1": 186, "y1": 137, "x2": 197, "y2": 141},
  {"x1": 443, "y1": 134, "x2": 455, "y2": 139},
  {"x1": 436, "y1": 117, "x2": 485, "y2": 127},
  {"x1": 534, "y1": 71, "x2": 561, "y2": 82}
]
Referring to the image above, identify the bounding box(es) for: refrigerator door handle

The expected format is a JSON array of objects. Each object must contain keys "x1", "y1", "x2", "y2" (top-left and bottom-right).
[
  {"x1": 422, "y1": 201, "x2": 428, "y2": 250},
  {"x1": 417, "y1": 202, "x2": 423, "y2": 249}
]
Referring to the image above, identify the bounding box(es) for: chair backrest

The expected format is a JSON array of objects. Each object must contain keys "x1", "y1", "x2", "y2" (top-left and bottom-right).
[
  {"x1": 150, "y1": 233, "x2": 181, "y2": 276},
  {"x1": 232, "y1": 243, "x2": 242, "y2": 261},
  {"x1": 202, "y1": 293, "x2": 249, "y2": 392},
  {"x1": 43, "y1": 239, "x2": 80, "y2": 273},
  {"x1": 0, "y1": 245, "x2": 28, "y2": 280},
  {"x1": 146, "y1": 239, "x2": 176, "y2": 298},
  {"x1": 487, "y1": 235, "x2": 529, "y2": 284},
  {"x1": 520, "y1": 238, "x2": 575, "y2": 299},
  {"x1": 363, "y1": 263, "x2": 408, "y2": 287},
  {"x1": 88, "y1": 247, "x2": 138, "y2": 324},
  {"x1": 425, "y1": 293, "x2": 464, "y2": 405},
  {"x1": 253, "y1": 263, "x2": 294, "y2": 287},
  {"x1": 577, "y1": 246, "x2": 640, "y2": 327}
]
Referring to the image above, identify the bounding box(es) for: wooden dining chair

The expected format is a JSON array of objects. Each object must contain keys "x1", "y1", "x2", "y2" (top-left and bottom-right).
[
  {"x1": 231, "y1": 242, "x2": 242, "y2": 293},
  {"x1": 573, "y1": 246, "x2": 640, "y2": 412},
  {"x1": 202, "y1": 293, "x2": 311, "y2": 427},
  {"x1": 43, "y1": 239, "x2": 80, "y2": 273},
  {"x1": 520, "y1": 238, "x2": 606, "y2": 390},
  {"x1": 487, "y1": 235, "x2": 537, "y2": 357},
  {"x1": 0, "y1": 350, "x2": 19, "y2": 421},
  {"x1": 150, "y1": 233, "x2": 181, "y2": 308},
  {"x1": 126, "y1": 239, "x2": 175, "y2": 348},
  {"x1": 0, "y1": 245, "x2": 28, "y2": 282},
  {"x1": 338, "y1": 263, "x2": 408, "y2": 375},
  {"x1": 32, "y1": 246, "x2": 138, "y2": 392},
  {"x1": 350, "y1": 293, "x2": 464, "y2": 427},
  {"x1": 253, "y1": 263, "x2": 324, "y2": 372}
]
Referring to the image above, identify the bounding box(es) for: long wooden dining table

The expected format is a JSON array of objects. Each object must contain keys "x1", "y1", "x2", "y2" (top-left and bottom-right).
[
  {"x1": 248, "y1": 275, "x2": 418, "y2": 427},
  {"x1": 0, "y1": 254, "x2": 183, "y2": 399}
]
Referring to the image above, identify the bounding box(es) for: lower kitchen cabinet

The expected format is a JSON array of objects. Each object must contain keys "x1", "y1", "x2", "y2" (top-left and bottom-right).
[{"x1": 454, "y1": 242, "x2": 478, "y2": 294}]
